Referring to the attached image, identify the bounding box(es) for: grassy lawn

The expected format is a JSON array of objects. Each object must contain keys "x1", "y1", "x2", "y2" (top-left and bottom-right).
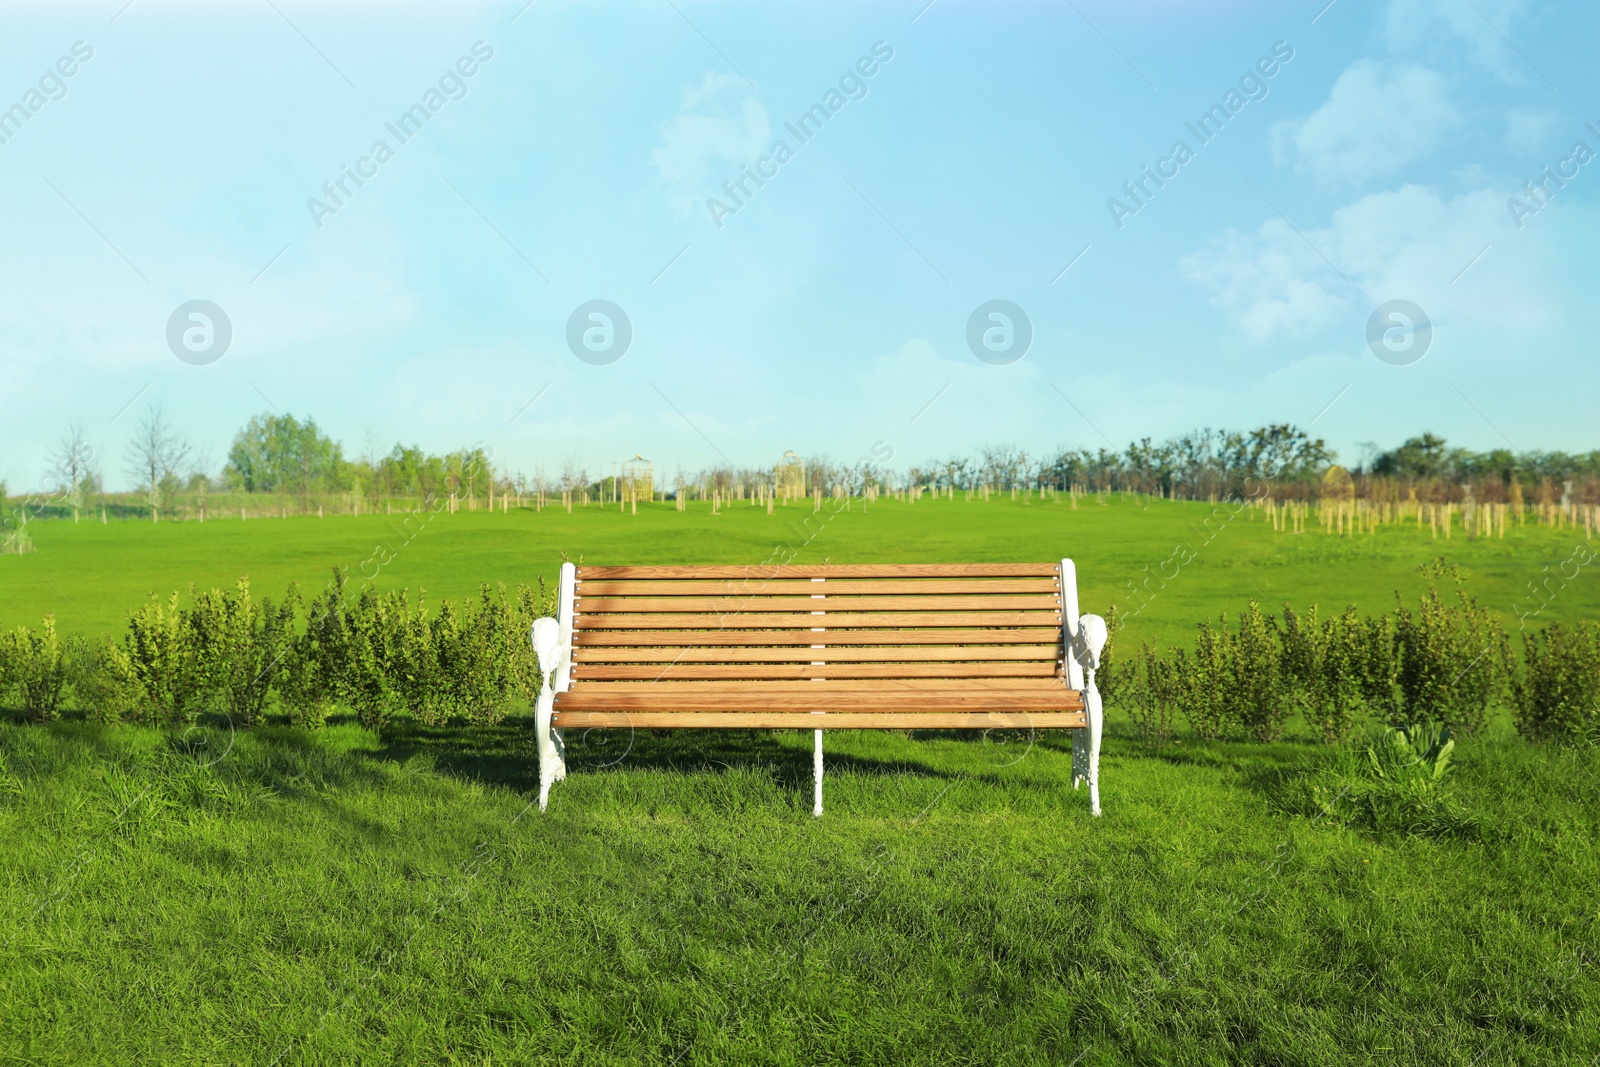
[
  {"x1": 3, "y1": 494, "x2": 1596, "y2": 648},
  {"x1": 2, "y1": 497, "x2": 1597, "y2": 1064},
  {"x1": 2, "y1": 718, "x2": 1596, "y2": 1065}
]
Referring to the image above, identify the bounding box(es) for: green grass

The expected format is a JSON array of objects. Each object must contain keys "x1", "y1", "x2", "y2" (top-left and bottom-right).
[
  {"x1": 2, "y1": 718, "x2": 1596, "y2": 1064},
  {"x1": 3, "y1": 496, "x2": 1598, "y2": 1063},
  {"x1": 4, "y1": 494, "x2": 1596, "y2": 649}
]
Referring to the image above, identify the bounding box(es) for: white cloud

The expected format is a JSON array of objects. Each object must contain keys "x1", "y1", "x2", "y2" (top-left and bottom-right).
[
  {"x1": 1273, "y1": 61, "x2": 1460, "y2": 187},
  {"x1": 1181, "y1": 183, "x2": 1551, "y2": 343},
  {"x1": 1179, "y1": 222, "x2": 1347, "y2": 342},
  {"x1": 651, "y1": 73, "x2": 771, "y2": 216},
  {"x1": 1384, "y1": 0, "x2": 1530, "y2": 81}
]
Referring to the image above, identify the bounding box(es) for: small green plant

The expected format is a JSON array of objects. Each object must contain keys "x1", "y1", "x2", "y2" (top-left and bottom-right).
[
  {"x1": 1302, "y1": 721, "x2": 1480, "y2": 838},
  {"x1": 1095, "y1": 604, "x2": 1129, "y2": 707},
  {"x1": 1514, "y1": 621, "x2": 1600, "y2": 745},
  {"x1": 339, "y1": 584, "x2": 407, "y2": 731},
  {"x1": 278, "y1": 584, "x2": 335, "y2": 729}
]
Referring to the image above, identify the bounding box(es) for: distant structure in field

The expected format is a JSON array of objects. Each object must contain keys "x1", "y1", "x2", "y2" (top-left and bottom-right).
[
  {"x1": 1322, "y1": 465, "x2": 1354, "y2": 502},
  {"x1": 622, "y1": 454, "x2": 654, "y2": 501},
  {"x1": 775, "y1": 451, "x2": 805, "y2": 501}
]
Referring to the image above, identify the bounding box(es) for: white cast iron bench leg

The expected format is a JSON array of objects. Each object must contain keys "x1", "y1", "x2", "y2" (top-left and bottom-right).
[
  {"x1": 1070, "y1": 613, "x2": 1109, "y2": 816},
  {"x1": 813, "y1": 728, "x2": 824, "y2": 817},
  {"x1": 531, "y1": 617, "x2": 567, "y2": 812}
]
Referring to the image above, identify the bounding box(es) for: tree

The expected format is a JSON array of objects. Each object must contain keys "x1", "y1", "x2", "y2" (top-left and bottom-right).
[
  {"x1": 224, "y1": 413, "x2": 345, "y2": 508},
  {"x1": 124, "y1": 407, "x2": 190, "y2": 523},
  {"x1": 1373, "y1": 433, "x2": 1450, "y2": 481},
  {"x1": 46, "y1": 423, "x2": 98, "y2": 522}
]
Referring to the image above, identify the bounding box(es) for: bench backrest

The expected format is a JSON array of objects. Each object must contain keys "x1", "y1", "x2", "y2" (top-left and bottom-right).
[{"x1": 559, "y1": 562, "x2": 1082, "y2": 687}]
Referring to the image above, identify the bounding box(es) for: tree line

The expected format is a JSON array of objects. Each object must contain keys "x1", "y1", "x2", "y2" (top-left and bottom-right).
[{"x1": 6, "y1": 412, "x2": 1599, "y2": 536}]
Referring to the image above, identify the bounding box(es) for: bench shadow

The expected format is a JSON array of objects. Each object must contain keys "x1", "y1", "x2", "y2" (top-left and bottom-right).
[{"x1": 365, "y1": 717, "x2": 963, "y2": 805}]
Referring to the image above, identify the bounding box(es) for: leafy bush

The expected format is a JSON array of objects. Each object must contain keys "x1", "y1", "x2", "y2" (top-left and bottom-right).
[
  {"x1": 1393, "y1": 588, "x2": 1509, "y2": 734},
  {"x1": 122, "y1": 592, "x2": 198, "y2": 724},
  {"x1": 69, "y1": 638, "x2": 143, "y2": 725},
  {"x1": 6, "y1": 573, "x2": 559, "y2": 732},
  {"x1": 1346, "y1": 609, "x2": 1402, "y2": 726},
  {"x1": 1232, "y1": 601, "x2": 1288, "y2": 742},
  {"x1": 1174, "y1": 615, "x2": 1234, "y2": 740},
  {"x1": 1095, "y1": 604, "x2": 1129, "y2": 706},
  {"x1": 185, "y1": 577, "x2": 296, "y2": 728},
  {"x1": 278, "y1": 583, "x2": 335, "y2": 729},
  {"x1": 458, "y1": 583, "x2": 536, "y2": 725},
  {"x1": 2, "y1": 616, "x2": 69, "y2": 723},
  {"x1": 337, "y1": 584, "x2": 408, "y2": 731},
  {"x1": 1126, "y1": 641, "x2": 1178, "y2": 745},
  {"x1": 1280, "y1": 605, "x2": 1383, "y2": 743},
  {"x1": 1514, "y1": 621, "x2": 1600, "y2": 745}
]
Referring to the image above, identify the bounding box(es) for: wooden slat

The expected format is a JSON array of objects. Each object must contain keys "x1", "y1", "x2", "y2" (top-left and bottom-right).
[
  {"x1": 573, "y1": 628, "x2": 1063, "y2": 647},
  {"x1": 573, "y1": 662, "x2": 1060, "y2": 681},
  {"x1": 555, "y1": 688, "x2": 1084, "y2": 711},
  {"x1": 565, "y1": 680, "x2": 1074, "y2": 692},
  {"x1": 577, "y1": 563, "x2": 1061, "y2": 579},
  {"x1": 552, "y1": 711, "x2": 1087, "y2": 729},
  {"x1": 574, "y1": 612, "x2": 1061, "y2": 630},
  {"x1": 574, "y1": 579, "x2": 1062, "y2": 596},
  {"x1": 576, "y1": 644, "x2": 1062, "y2": 664},
  {"x1": 574, "y1": 594, "x2": 1060, "y2": 613}
]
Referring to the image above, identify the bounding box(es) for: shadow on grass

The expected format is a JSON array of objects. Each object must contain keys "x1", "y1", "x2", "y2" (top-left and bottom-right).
[{"x1": 367, "y1": 717, "x2": 963, "y2": 805}]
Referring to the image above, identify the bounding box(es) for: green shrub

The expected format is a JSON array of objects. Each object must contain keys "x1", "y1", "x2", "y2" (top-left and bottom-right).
[
  {"x1": 338, "y1": 584, "x2": 407, "y2": 731},
  {"x1": 510, "y1": 578, "x2": 555, "y2": 705},
  {"x1": 459, "y1": 583, "x2": 531, "y2": 725},
  {"x1": 69, "y1": 637, "x2": 143, "y2": 725},
  {"x1": 1232, "y1": 600, "x2": 1288, "y2": 742},
  {"x1": 1126, "y1": 641, "x2": 1178, "y2": 745},
  {"x1": 1281, "y1": 604, "x2": 1377, "y2": 743},
  {"x1": 2, "y1": 616, "x2": 69, "y2": 723},
  {"x1": 278, "y1": 583, "x2": 335, "y2": 729},
  {"x1": 122, "y1": 592, "x2": 199, "y2": 724},
  {"x1": 396, "y1": 592, "x2": 453, "y2": 727},
  {"x1": 1514, "y1": 621, "x2": 1600, "y2": 745},
  {"x1": 1175, "y1": 616, "x2": 1233, "y2": 740},
  {"x1": 1393, "y1": 588, "x2": 1509, "y2": 734},
  {"x1": 1095, "y1": 604, "x2": 1129, "y2": 706},
  {"x1": 185, "y1": 577, "x2": 295, "y2": 728}
]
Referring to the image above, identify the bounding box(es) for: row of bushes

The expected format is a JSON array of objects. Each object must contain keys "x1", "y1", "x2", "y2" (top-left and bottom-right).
[
  {"x1": 2, "y1": 574, "x2": 1595, "y2": 746},
  {"x1": 0, "y1": 573, "x2": 556, "y2": 729},
  {"x1": 1102, "y1": 592, "x2": 1599, "y2": 746}
]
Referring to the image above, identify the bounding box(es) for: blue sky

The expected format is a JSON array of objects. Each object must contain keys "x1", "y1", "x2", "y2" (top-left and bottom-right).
[{"x1": 1, "y1": 0, "x2": 1595, "y2": 490}]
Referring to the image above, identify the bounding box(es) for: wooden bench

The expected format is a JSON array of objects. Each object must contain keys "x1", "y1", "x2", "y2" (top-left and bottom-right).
[{"x1": 529, "y1": 561, "x2": 1108, "y2": 816}]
